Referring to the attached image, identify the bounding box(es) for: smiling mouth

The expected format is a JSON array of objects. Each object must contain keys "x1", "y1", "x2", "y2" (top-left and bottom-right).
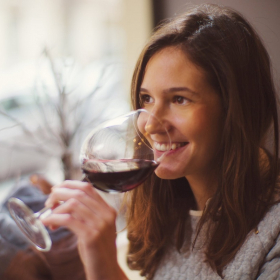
[{"x1": 154, "y1": 142, "x2": 188, "y2": 152}]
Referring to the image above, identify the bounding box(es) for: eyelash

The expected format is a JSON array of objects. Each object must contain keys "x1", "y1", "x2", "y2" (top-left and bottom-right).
[
  {"x1": 139, "y1": 94, "x2": 153, "y2": 105},
  {"x1": 172, "y1": 96, "x2": 189, "y2": 105},
  {"x1": 139, "y1": 94, "x2": 190, "y2": 106}
]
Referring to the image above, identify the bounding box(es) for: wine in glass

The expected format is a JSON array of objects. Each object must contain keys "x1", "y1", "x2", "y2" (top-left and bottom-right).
[{"x1": 8, "y1": 109, "x2": 171, "y2": 251}]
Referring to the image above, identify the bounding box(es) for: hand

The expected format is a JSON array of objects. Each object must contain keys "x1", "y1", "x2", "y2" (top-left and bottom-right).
[{"x1": 41, "y1": 180, "x2": 127, "y2": 280}]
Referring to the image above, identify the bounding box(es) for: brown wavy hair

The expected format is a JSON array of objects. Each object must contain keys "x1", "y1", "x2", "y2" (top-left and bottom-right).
[{"x1": 124, "y1": 4, "x2": 279, "y2": 278}]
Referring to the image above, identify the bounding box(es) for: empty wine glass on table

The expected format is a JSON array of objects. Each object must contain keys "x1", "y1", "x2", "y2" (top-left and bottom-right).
[{"x1": 8, "y1": 109, "x2": 171, "y2": 252}]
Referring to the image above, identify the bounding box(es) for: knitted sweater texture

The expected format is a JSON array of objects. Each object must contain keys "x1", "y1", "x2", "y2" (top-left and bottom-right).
[{"x1": 154, "y1": 204, "x2": 280, "y2": 280}]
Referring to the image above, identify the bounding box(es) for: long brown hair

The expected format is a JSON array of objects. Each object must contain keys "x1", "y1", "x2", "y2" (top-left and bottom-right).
[{"x1": 125, "y1": 4, "x2": 279, "y2": 278}]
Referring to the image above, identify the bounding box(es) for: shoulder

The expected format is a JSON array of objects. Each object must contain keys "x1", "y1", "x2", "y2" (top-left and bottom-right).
[
  {"x1": 254, "y1": 202, "x2": 280, "y2": 279},
  {"x1": 245, "y1": 201, "x2": 280, "y2": 257},
  {"x1": 223, "y1": 202, "x2": 280, "y2": 279},
  {"x1": 257, "y1": 201, "x2": 280, "y2": 244}
]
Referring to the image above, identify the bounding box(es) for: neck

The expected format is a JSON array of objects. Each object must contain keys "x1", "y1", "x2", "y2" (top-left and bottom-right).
[{"x1": 186, "y1": 173, "x2": 218, "y2": 211}]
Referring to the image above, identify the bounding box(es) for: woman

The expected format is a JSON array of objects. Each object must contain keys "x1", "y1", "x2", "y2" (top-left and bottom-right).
[{"x1": 43, "y1": 4, "x2": 280, "y2": 280}]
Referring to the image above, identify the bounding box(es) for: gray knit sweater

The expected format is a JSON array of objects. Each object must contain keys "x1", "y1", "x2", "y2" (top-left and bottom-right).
[{"x1": 154, "y1": 203, "x2": 280, "y2": 280}]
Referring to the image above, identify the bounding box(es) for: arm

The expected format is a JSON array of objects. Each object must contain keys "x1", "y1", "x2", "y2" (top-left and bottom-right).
[
  {"x1": 257, "y1": 234, "x2": 280, "y2": 280},
  {"x1": 42, "y1": 180, "x2": 129, "y2": 280}
]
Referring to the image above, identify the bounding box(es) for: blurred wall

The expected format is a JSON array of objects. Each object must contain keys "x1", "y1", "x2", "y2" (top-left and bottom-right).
[{"x1": 152, "y1": 0, "x2": 280, "y2": 88}]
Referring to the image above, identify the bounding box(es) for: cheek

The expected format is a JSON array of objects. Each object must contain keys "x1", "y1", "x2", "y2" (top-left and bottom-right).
[
  {"x1": 195, "y1": 112, "x2": 224, "y2": 150},
  {"x1": 182, "y1": 108, "x2": 223, "y2": 144},
  {"x1": 174, "y1": 110, "x2": 207, "y2": 138}
]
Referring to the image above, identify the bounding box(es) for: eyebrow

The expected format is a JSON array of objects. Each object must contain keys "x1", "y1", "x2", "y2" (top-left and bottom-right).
[{"x1": 139, "y1": 87, "x2": 199, "y2": 96}]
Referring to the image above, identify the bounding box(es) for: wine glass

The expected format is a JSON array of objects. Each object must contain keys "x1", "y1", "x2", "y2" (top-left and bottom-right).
[{"x1": 8, "y1": 109, "x2": 171, "y2": 252}]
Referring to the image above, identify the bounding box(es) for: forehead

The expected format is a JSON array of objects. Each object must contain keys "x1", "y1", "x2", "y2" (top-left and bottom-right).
[{"x1": 141, "y1": 46, "x2": 211, "y2": 93}]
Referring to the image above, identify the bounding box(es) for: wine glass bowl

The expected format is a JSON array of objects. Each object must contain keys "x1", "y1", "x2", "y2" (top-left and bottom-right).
[
  {"x1": 80, "y1": 109, "x2": 170, "y2": 192},
  {"x1": 8, "y1": 109, "x2": 171, "y2": 251}
]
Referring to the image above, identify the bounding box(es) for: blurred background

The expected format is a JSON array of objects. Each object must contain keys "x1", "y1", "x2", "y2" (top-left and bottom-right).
[
  {"x1": 0, "y1": 0, "x2": 153, "y2": 196},
  {"x1": 0, "y1": 0, "x2": 278, "y2": 279}
]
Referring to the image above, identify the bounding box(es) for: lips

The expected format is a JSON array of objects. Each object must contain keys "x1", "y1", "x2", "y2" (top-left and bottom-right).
[{"x1": 154, "y1": 142, "x2": 188, "y2": 152}]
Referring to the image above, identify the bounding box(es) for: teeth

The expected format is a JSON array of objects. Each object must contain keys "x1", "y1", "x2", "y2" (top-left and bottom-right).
[{"x1": 154, "y1": 142, "x2": 187, "y2": 151}]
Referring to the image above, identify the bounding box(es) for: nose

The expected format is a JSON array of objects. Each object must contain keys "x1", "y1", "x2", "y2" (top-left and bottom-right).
[
  {"x1": 145, "y1": 114, "x2": 165, "y2": 134},
  {"x1": 137, "y1": 109, "x2": 169, "y2": 136}
]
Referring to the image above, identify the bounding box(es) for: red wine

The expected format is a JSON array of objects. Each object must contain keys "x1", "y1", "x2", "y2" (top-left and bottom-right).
[{"x1": 81, "y1": 159, "x2": 158, "y2": 193}]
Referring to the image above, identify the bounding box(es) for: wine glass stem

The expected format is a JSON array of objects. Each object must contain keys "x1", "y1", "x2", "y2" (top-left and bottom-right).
[{"x1": 34, "y1": 206, "x2": 52, "y2": 219}]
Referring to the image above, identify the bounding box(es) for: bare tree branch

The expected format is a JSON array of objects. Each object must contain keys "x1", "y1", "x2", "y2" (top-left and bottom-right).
[
  {"x1": 70, "y1": 64, "x2": 109, "y2": 112},
  {"x1": 69, "y1": 66, "x2": 111, "y2": 141},
  {"x1": 0, "y1": 124, "x2": 20, "y2": 132},
  {"x1": 0, "y1": 140, "x2": 56, "y2": 157},
  {"x1": 0, "y1": 109, "x2": 38, "y2": 140},
  {"x1": 0, "y1": 48, "x2": 119, "y2": 180},
  {"x1": 31, "y1": 86, "x2": 65, "y2": 148},
  {"x1": 0, "y1": 107, "x2": 63, "y2": 153}
]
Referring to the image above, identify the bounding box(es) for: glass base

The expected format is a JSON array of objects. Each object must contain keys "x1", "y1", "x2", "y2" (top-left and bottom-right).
[{"x1": 8, "y1": 197, "x2": 52, "y2": 252}]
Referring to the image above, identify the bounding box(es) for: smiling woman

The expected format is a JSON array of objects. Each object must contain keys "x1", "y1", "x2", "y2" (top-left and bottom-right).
[
  {"x1": 126, "y1": 3, "x2": 280, "y2": 280},
  {"x1": 37, "y1": 3, "x2": 280, "y2": 280}
]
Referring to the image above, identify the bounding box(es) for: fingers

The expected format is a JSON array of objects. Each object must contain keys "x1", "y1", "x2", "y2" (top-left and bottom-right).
[
  {"x1": 45, "y1": 185, "x2": 113, "y2": 220},
  {"x1": 46, "y1": 196, "x2": 110, "y2": 225},
  {"x1": 46, "y1": 187, "x2": 99, "y2": 212},
  {"x1": 46, "y1": 181, "x2": 106, "y2": 209},
  {"x1": 42, "y1": 211, "x2": 89, "y2": 238},
  {"x1": 42, "y1": 180, "x2": 117, "y2": 238},
  {"x1": 42, "y1": 197, "x2": 117, "y2": 241}
]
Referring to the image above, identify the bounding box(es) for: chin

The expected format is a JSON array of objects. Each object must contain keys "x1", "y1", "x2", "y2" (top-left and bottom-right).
[{"x1": 155, "y1": 167, "x2": 181, "y2": 180}]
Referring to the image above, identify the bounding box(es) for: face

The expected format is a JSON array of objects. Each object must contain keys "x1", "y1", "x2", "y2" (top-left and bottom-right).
[{"x1": 139, "y1": 46, "x2": 224, "y2": 182}]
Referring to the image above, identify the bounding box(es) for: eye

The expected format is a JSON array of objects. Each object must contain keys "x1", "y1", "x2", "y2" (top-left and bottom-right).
[
  {"x1": 139, "y1": 94, "x2": 154, "y2": 106},
  {"x1": 173, "y1": 96, "x2": 189, "y2": 105}
]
